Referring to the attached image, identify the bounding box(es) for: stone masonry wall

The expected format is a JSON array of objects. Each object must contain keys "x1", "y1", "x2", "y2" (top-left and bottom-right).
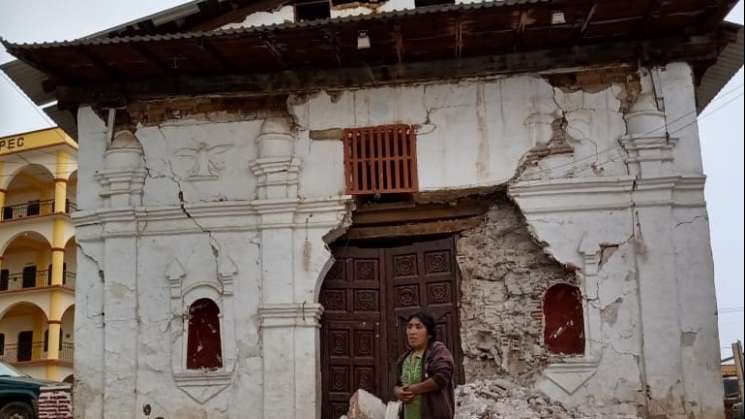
[
  {"x1": 456, "y1": 193, "x2": 577, "y2": 384},
  {"x1": 38, "y1": 385, "x2": 74, "y2": 419}
]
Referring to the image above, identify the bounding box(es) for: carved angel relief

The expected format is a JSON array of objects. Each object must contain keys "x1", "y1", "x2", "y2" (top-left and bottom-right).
[{"x1": 175, "y1": 142, "x2": 232, "y2": 180}]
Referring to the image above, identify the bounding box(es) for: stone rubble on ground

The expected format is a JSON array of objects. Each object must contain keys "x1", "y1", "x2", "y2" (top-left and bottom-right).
[
  {"x1": 341, "y1": 379, "x2": 641, "y2": 419},
  {"x1": 455, "y1": 378, "x2": 640, "y2": 419}
]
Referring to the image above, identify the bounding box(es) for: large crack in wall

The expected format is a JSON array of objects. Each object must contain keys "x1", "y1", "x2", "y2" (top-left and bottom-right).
[{"x1": 455, "y1": 192, "x2": 578, "y2": 384}]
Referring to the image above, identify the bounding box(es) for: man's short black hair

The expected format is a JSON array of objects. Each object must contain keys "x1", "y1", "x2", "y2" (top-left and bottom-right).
[{"x1": 407, "y1": 311, "x2": 437, "y2": 341}]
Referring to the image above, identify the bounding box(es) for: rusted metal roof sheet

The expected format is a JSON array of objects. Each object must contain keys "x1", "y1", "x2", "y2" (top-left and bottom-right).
[
  {"x1": 697, "y1": 22, "x2": 744, "y2": 112},
  {"x1": 0, "y1": 0, "x2": 739, "y2": 107},
  {"x1": 4, "y1": 0, "x2": 550, "y2": 49}
]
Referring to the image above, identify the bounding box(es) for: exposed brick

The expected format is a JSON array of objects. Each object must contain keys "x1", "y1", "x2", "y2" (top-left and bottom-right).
[
  {"x1": 456, "y1": 194, "x2": 578, "y2": 384},
  {"x1": 38, "y1": 385, "x2": 73, "y2": 419}
]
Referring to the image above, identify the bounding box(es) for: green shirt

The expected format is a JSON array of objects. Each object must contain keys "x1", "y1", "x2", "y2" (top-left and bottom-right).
[{"x1": 401, "y1": 352, "x2": 423, "y2": 419}]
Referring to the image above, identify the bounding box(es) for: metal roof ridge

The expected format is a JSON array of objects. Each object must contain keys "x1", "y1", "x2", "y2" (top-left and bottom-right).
[{"x1": 3, "y1": 0, "x2": 550, "y2": 50}]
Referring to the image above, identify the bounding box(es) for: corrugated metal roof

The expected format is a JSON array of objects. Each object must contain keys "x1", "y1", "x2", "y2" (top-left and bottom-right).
[
  {"x1": 697, "y1": 23, "x2": 744, "y2": 112},
  {"x1": 0, "y1": 59, "x2": 55, "y2": 106},
  {"x1": 2, "y1": 0, "x2": 548, "y2": 49}
]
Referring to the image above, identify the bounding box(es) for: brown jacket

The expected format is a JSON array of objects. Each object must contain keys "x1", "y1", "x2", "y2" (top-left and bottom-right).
[{"x1": 393, "y1": 341, "x2": 455, "y2": 419}]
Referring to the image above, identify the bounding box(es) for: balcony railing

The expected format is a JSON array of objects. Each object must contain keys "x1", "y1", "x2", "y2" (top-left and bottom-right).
[
  {"x1": 0, "y1": 341, "x2": 74, "y2": 363},
  {"x1": 1, "y1": 199, "x2": 77, "y2": 222},
  {"x1": 0, "y1": 270, "x2": 75, "y2": 293}
]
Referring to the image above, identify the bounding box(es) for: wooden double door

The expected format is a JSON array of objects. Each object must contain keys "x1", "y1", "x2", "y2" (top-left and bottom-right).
[{"x1": 320, "y1": 236, "x2": 463, "y2": 419}]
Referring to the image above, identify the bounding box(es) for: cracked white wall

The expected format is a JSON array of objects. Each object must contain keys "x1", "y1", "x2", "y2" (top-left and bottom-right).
[{"x1": 73, "y1": 63, "x2": 722, "y2": 419}]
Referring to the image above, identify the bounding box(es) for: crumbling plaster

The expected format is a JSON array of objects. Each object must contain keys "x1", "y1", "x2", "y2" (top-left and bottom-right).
[{"x1": 73, "y1": 63, "x2": 722, "y2": 418}]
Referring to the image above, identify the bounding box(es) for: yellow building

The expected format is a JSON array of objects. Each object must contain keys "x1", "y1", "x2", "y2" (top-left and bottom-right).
[{"x1": 0, "y1": 127, "x2": 77, "y2": 382}]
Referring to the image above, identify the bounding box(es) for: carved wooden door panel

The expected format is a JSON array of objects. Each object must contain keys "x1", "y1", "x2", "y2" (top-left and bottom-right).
[
  {"x1": 320, "y1": 237, "x2": 462, "y2": 419},
  {"x1": 320, "y1": 247, "x2": 388, "y2": 419},
  {"x1": 385, "y1": 237, "x2": 464, "y2": 392}
]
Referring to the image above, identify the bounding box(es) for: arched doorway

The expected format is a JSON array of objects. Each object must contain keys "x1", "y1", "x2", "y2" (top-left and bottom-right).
[
  {"x1": 2, "y1": 164, "x2": 56, "y2": 221},
  {"x1": 319, "y1": 236, "x2": 464, "y2": 419},
  {"x1": 0, "y1": 302, "x2": 48, "y2": 364},
  {"x1": 60, "y1": 304, "x2": 75, "y2": 363},
  {"x1": 66, "y1": 170, "x2": 77, "y2": 213},
  {"x1": 1, "y1": 232, "x2": 52, "y2": 291}
]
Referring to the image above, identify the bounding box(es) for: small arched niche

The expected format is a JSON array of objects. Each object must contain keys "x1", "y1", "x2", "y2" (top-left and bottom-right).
[{"x1": 543, "y1": 283, "x2": 585, "y2": 355}]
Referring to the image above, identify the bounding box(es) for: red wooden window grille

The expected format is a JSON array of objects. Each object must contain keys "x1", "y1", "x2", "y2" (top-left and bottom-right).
[
  {"x1": 543, "y1": 284, "x2": 585, "y2": 355},
  {"x1": 343, "y1": 125, "x2": 418, "y2": 195},
  {"x1": 187, "y1": 298, "x2": 223, "y2": 370}
]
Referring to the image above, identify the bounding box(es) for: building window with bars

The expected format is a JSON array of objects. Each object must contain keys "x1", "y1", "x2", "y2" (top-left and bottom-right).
[{"x1": 343, "y1": 124, "x2": 418, "y2": 195}]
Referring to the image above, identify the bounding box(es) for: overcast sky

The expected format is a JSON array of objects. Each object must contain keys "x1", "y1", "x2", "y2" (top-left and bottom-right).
[{"x1": 0, "y1": 0, "x2": 743, "y2": 358}]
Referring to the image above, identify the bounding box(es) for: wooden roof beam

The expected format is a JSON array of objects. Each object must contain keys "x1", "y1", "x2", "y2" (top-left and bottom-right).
[
  {"x1": 52, "y1": 33, "x2": 722, "y2": 105},
  {"x1": 580, "y1": 3, "x2": 597, "y2": 36},
  {"x1": 322, "y1": 28, "x2": 343, "y2": 66},
  {"x1": 394, "y1": 25, "x2": 405, "y2": 65},
  {"x1": 261, "y1": 35, "x2": 287, "y2": 68},
  {"x1": 199, "y1": 39, "x2": 231, "y2": 71},
  {"x1": 455, "y1": 19, "x2": 463, "y2": 59},
  {"x1": 129, "y1": 43, "x2": 175, "y2": 76},
  {"x1": 75, "y1": 47, "x2": 121, "y2": 80}
]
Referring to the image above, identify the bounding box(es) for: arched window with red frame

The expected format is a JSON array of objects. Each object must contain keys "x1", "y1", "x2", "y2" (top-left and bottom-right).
[
  {"x1": 543, "y1": 284, "x2": 585, "y2": 355},
  {"x1": 186, "y1": 298, "x2": 223, "y2": 370}
]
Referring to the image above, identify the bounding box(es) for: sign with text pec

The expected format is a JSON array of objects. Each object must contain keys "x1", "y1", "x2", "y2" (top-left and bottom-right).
[{"x1": 0, "y1": 136, "x2": 26, "y2": 153}]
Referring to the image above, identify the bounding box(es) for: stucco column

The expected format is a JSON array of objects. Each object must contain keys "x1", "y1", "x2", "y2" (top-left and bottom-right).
[
  {"x1": 54, "y1": 151, "x2": 70, "y2": 213},
  {"x1": 46, "y1": 320, "x2": 62, "y2": 378},
  {"x1": 51, "y1": 219, "x2": 66, "y2": 286},
  {"x1": 51, "y1": 150, "x2": 68, "y2": 285},
  {"x1": 259, "y1": 303, "x2": 323, "y2": 419},
  {"x1": 624, "y1": 69, "x2": 686, "y2": 417},
  {"x1": 0, "y1": 161, "x2": 5, "y2": 216},
  {"x1": 102, "y1": 233, "x2": 139, "y2": 418},
  {"x1": 54, "y1": 179, "x2": 68, "y2": 213}
]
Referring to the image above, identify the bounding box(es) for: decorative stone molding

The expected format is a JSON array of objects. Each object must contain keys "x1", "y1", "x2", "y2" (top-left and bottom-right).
[
  {"x1": 619, "y1": 135, "x2": 679, "y2": 178},
  {"x1": 256, "y1": 117, "x2": 295, "y2": 158},
  {"x1": 96, "y1": 130, "x2": 147, "y2": 208},
  {"x1": 166, "y1": 254, "x2": 239, "y2": 404},
  {"x1": 172, "y1": 371, "x2": 234, "y2": 404},
  {"x1": 576, "y1": 232, "x2": 608, "y2": 363},
  {"x1": 249, "y1": 157, "x2": 301, "y2": 200},
  {"x1": 621, "y1": 70, "x2": 678, "y2": 178},
  {"x1": 71, "y1": 196, "x2": 350, "y2": 238},
  {"x1": 258, "y1": 303, "x2": 324, "y2": 329},
  {"x1": 249, "y1": 116, "x2": 302, "y2": 200},
  {"x1": 533, "y1": 233, "x2": 602, "y2": 397},
  {"x1": 509, "y1": 175, "x2": 705, "y2": 214},
  {"x1": 524, "y1": 94, "x2": 561, "y2": 147},
  {"x1": 542, "y1": 361, "x2": 599, "y2": 395}
]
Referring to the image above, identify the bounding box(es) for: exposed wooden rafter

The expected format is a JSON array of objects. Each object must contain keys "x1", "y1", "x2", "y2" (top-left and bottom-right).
[
  {"x1": 75, "y1": 47, "x2": 120, "y2": 80},
  {"x1": 579, "y1": 3, "x2": 597, "y2": 36},
  {"x1": 322, "y1": 28, "x2": 343, "y2": 66},
  {"x1": 455, "y1": 18, "x2": 464, "y2": 59},
  {"x1": 199, "y1": 39, "x2": 231, "y2": 71},
  {"x1": 51, "y1": 33, "x2": 723, "y2": 108},
  {"x1": 394, "y1": 24, "x2": 405, "y2": 65},
  {"x1": 261, "y1": 34, "x2": 287, "y2": 68},
  {"x1": 129, "y1": 43, "x2": 174, "y2": 76}
]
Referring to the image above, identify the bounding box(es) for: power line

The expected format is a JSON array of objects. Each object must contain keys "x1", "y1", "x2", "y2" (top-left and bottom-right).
[{"x1": 720, "y1": 307, "x2": 745, "y2": 314}]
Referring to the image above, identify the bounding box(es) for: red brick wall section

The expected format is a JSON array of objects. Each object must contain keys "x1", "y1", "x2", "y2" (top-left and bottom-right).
[{"x1": 38, "y1": 385, "x2": 73, "y2": 419}]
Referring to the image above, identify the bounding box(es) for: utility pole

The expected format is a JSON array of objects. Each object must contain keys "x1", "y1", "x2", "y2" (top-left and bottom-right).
[{"x1": 733, "y1": 340, "x2": 745, "y2": 404}]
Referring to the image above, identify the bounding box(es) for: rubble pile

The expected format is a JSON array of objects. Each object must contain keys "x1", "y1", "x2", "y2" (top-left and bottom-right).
[
  {"x1": 342, "y1": 379, "x2": 640, "y2": 419},
  {"x1": 456, "y1": 379, "x2": 640, "y2": 419}
]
